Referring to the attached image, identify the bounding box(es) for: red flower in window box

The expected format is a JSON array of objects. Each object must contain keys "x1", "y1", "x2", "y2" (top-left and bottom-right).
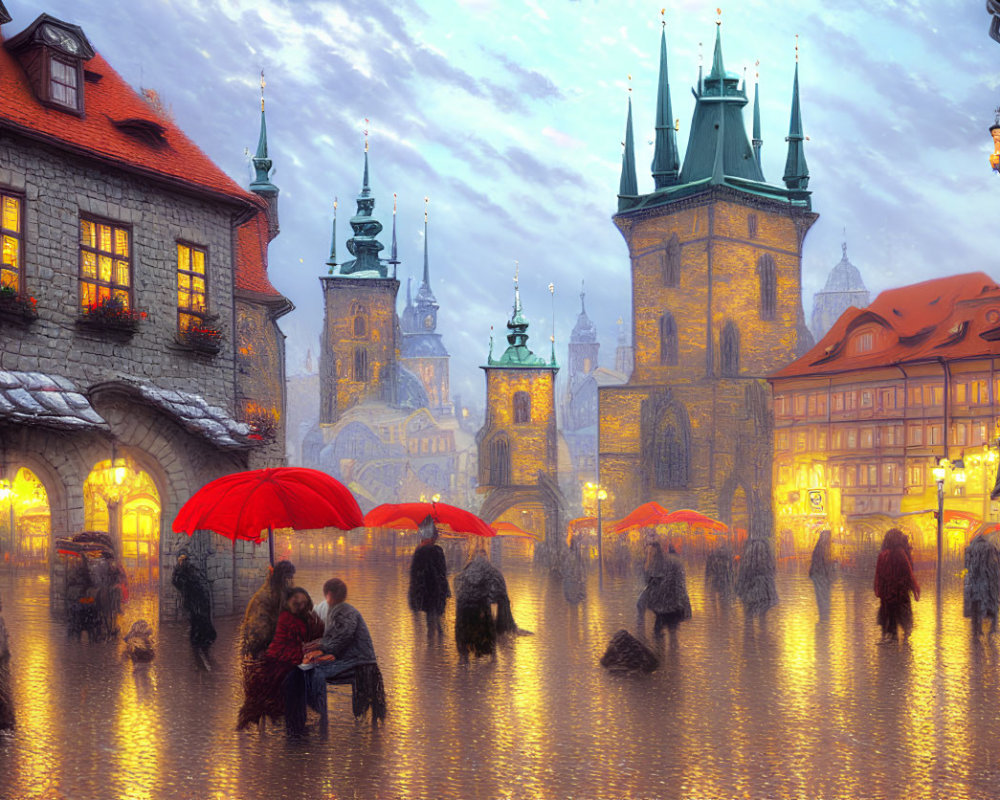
[
  {"x1": 243, "y1": 404, "x2": 278, "y2": 443},
  {"x1": 78, "y1": 295, "x2": 145, "y2": 333},
  {"x1": 179, "y1": 318, "x2": 223, "y2": 355},
  {"x1": 0, "y1": 284, "x2": 39, "y2": 323}
]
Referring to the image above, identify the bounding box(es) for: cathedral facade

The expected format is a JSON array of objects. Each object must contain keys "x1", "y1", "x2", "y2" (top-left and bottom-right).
[{"x1": 597, "y1": 23, "x2": 818, "y2": 539}]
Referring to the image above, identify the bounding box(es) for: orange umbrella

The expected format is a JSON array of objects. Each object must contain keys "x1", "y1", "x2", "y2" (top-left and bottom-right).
[
  {"x1": 612, "y1": 501, "x2": 671, "y2": 533},
  {"x1": 492, "y1": 521, "x2": 540, "y2": 540},
  {"x1": 663, "y1": 509, "x2": 727, "y2": 532}
]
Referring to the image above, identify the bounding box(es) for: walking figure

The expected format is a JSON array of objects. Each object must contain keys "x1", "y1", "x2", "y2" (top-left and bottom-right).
[
  {"x1": 874, "y1": 528, "x2": 920, "y2": 642},
  {"x1": 0, "y1": 593, "x2": 13, "y2": 730},
  {"x1": 454, "y1": 547, "x2": 518, "y2": 662},
  {"x1": 172, "y1": 549, "x2": 217, "y2": 669},
  {"x1": 735, "y1": 534, "x2": 779, "y2": 626},
  {"x1": 964, "y1": 534, "x2": 1000, "y2": 637},
  {"x1": 637, "y1": 538, "x2": 691, "y2": 637},
  {"x1": 809, "y1": 530, "x2": 835, "y2": 621},
  {"x1": 705, "y1": 544, "x2": 735, "y2": 601},
  {"x1": 408, "y1": 516, "x2": 451, "y2": 639}
]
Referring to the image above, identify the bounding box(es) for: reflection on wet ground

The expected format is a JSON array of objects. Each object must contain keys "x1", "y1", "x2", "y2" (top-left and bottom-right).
[{"x1": 1, "y1": 558, "x2": 999, "y2": 799}]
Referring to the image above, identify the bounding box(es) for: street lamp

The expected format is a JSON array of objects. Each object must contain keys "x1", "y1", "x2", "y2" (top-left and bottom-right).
[
  {"x1": 933, "y1": 457, "x2": 966, "y2": 595},
  {"x1": 585, "y1": 481, "x2": 608, "y2": 587}
]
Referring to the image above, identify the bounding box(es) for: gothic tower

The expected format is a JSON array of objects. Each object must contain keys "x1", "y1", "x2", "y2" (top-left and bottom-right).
[
  {"x1": 319, "y1": 146, "x2": 400, "y2": 425},
  {"x1": 598, "y1": 21, "x2": 817, "y2": 539},
  {"x1": 477, "y1": 274, "x2": 563, "y2": 541},
  {"x1": 400, "y1": 202, "x2": 452, "y2": 416}
]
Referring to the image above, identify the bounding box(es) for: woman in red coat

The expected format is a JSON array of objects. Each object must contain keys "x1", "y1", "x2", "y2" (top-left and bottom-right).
[
  {"x1": 874, "y1": 528, "x2": 921, "y2": 641},
  {"x1": 237, "y1": 588, "x2": 325, "y2": 731}
]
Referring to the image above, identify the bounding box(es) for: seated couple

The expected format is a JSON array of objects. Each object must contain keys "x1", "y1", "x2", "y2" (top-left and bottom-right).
[{"x1": 237, "y1": 578, "x2": 383, "y2": 736}]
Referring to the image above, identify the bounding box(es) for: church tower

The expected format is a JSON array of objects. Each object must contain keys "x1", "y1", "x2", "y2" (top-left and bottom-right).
[
  {"x1": 319, "y1": 143, "x2": 400, "y2": 425},
  {"x1": 599, "y1": 19, "x2": 817, "y2": 539},
  {"x1": 810, "y1": 240, "x2": 870, "y2": 340},
  {"x1": 477, "y1": 272, "x2": 562, "y2": 541},
  {"x1": 400, "y1": 199, "x2": 452, "y2": 416}
]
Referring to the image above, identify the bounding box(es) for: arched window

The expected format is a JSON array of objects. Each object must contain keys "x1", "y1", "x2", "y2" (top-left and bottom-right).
[
  {"x1": 351, "y1": 302, "x2": 367, "y2": 338},
  {"x1": 662, "y1": 233, "x2": 681, "y2": 287},
  {"x1": 513, "y1": 391, "x2": 531, "y2": 424},
  {"x1": 654, "y1": 407, "x2": 689, "y2": 489},
  {"x1": 659, "y1": 312, "x2": 678, "y2": 366},
  {"x1": 747, "y1": 213, "x2": 758, "y2": 239},
  {"x1": 757, "y1": 254, "x2": 777, "y2": 320},
  {"x1": 490, "y1": 436, "x2": 511, "y2": 486},
  {"x1": 720, "y1": 320, "x2": 740, "y2": 377},
  {"x1": 353, "y1": 347, "x2": 368, "y2": 382}
]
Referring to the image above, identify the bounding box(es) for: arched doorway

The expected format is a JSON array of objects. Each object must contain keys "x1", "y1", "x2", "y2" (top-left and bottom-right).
[
  {"x1": 83, "y1": 458, "x2": 161, "y2": 592},
  {"x1": 0, "y1": 467, "x2": 52, "y2": 568}
]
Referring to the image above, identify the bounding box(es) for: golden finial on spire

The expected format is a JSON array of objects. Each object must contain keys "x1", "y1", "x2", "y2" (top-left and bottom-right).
[
  {"x1": 627, "y1": 73, "x2": 632, "y2": 94},
  {"x1": 660, "y1": 7, "x2": 665, "y2": 28},
  {"x1": 755, "y1": 58, "x2": 760, "y2": 81},
  {"x1": 795, "y1": 34, "x2": 799, "y2": 63},
  {"x1": 334, "y1": 196, "x2": 338, "y2": 214},
  {"x1": 424, "y1": 195, "x2": 429, "y2": 223},
  {"x1": 363, "y1": 117, "x2": 369, "y2": 152},
  {"x1": 393, "y1": 192, "x2": 397, "y2": 214},
  {"x1": 259, "y1": 69, "x2": 266, "y2": 112},
  {"x1": 716, "y1": 7, "x2": 722, "y2": 26},
  {"x1": 514, "y1": 260, "x2": 519, "y2": 286},
  {"x1": 674, "y1": 118, "x2": 680, "y2": 131}
]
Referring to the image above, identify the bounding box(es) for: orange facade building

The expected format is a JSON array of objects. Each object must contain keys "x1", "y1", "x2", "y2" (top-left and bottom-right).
[{"x1": 769, "y1": 272, "x2": 1000, "y2": 560}]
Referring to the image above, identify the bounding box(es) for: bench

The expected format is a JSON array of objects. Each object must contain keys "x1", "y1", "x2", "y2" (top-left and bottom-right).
[{"x1": 315, "y1": 664, "x2": 386, "y2": 736}]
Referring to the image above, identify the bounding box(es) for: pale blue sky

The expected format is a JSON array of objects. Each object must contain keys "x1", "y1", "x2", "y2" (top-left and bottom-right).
[{"x1": 6, "y1": 0, "x2": 1000, "y2": 407}]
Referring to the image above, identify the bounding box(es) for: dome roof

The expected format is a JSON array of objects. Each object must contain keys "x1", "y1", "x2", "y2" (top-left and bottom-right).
[{"x1": 820, "y1": 242, "x2": 868, "y2": 294}]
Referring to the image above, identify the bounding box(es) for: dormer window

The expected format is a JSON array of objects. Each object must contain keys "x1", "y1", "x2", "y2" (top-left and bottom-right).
[{"x1": 49, "y1": 56, "x2": 79, "y2": 109}]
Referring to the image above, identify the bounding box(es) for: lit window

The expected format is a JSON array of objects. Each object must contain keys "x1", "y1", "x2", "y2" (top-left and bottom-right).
[
  {"x1": 50, "y1": 56, "x2": 78, "y2": 109},
  {"x1": 860, "y1": 428, "x2": 874, "y2": 448},
  {"x1": 177, "y1": 243, "x2": 207, "y2": 332},
  {"x1": 954, "y1": 383, "x2": 968, "y2": 404},
  {"x1": 80, "y1": 218, "x2": 130, "y2": 311},
  {"x1": 908, "y1": 425, "x2": 923, "y2": 446},
  {"x1": 0, "y1": 193, "x2": 22, "y2": 292},
  {"x1": 832, "y1": 393, "x2": 844, "y2": 412}
]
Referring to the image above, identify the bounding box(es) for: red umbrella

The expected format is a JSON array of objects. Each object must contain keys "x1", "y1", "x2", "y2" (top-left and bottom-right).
[
  {"x1": 662, "y1": 509, "x2": 727, "y2": 532},
  {"x1": 612, "y1": 501, "x2": 671, "y2": 533},
  {"x1": 172, "y1": 467, "x2": 364, "y2": 564},
  {"x1": 364, "y1": 502, "x2": 495, "y2": 538}
]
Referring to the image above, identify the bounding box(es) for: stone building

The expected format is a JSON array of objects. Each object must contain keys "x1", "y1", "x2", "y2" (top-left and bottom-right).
[
  {"x1": 0, "y1": 8, "x2": 290, "y2": 619},
  {"x1": 770, "y1": 272, "x2": 1000, "y2": 560},
  {"x1": 810, "y1": 240, "x2": 870, "y2": 340},
  {"x1": 306, "y1": 150, "x2": 476, "y2": 508},
  {"x1": 477, "y1": 276, "x2": 564, "y2": 541},
  {"x1": 598, "y1": 23, "x2": 817, "y2": 538}
]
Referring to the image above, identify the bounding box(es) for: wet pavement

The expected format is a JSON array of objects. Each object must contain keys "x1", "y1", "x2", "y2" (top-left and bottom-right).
[{"x1": 1, "y1": 556, "x2": 999, "y2": 800}]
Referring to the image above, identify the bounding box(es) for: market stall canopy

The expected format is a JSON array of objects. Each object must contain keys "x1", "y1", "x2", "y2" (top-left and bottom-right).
[
  {"x1": 172, "y1": 467, "x2": 364, "y2": 564},
  {"x1": 662, "y1": 509, "x2": 727, "y2": 531},
  {"x1": 492, "y1": 521, "x2": 540, "y2": 540},
  {"x1": 364, "y1": 502, "x2": 495, "y2": 538},
  {"x1": 612, "y1": 501, "x2": 671, "y2": 533}
]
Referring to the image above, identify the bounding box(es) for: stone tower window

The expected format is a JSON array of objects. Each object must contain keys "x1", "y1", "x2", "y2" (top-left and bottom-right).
[
  {"x1": 513, "y1": 391, "x2": 531, "y2": 424},
  {"x1": 353, "y1": 347, "x2": 368, "y2": 382},
  {"x1": 757, "y1": 254, "x2": 777, "y2": 320},
  {"x1": 747, "y1": 213, "x2": 758, "y2": 239},
  {"x1": 659, "y1": 312, "x2": 678, "y2": 366},
  {"x1": 351, "y1": 303, "x2": 367, "y2": 338},
  {"x1": 720, "y1": 320, "x2": 740, "y2": 376},
  {"x1": 489, "y1": 436, "x2": 511, "y2": 486},
  {"x1": 654, "y1": 408, "x2": 689, "y2": 489},
  {"x1": 662, "y1": 233, "x2": 681, "y2": 287}
]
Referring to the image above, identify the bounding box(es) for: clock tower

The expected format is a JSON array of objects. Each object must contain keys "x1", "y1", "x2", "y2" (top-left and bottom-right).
[{"x1": 400, "y1": 201, "x2": 452, "y2": 416}]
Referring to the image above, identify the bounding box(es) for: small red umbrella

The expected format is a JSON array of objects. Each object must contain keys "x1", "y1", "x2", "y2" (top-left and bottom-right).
[
  {"x1": 364, "y1": 502, "x2": 495, "y2": 538},
  {"x1": 612, "y1": 501, "x2": 671, "y2": 533},
  {"x1": 662, "y1": 509, "x2": 727, "y2": 532},
  {"x1": 172, "y1": 467, "x2": 364, "y2": 564}
]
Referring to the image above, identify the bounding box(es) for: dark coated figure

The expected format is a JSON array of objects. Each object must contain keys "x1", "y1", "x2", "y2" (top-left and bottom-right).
[
  {"x1": 454, "y1": 550, "x2": 518, "y2": 662},
  {"x1": 964, "y1": 534, "x2": 1000, "y2": 636},
  {"x1": 705, "y1": 544, "x2": 735, "y2": 601},
  {"x1": 560, "y1": 534, "x2": 586, "y2": 605},
  {"x1": 0, "y1": 593, "x2": 13, "y2": 730},
  {"x1": 874, "y1": 528, "x2": 920, "y2": 642},
  {"x1": 239, "y1": 560, "x2": 296, "y2": 659},
  {"x1": 736, "y1": 534, "x2": 779, "y2": 624},
  {"x1": 809, "y1": 530, "x2": 835, "y2": 621},
  {"x1": 636, "y1": 539, "x2": 691, "y2": 637},
  {"x1": 408, "y1": 517, "x2": 451, "y2": 638},
  {"x1": 171, "y1": 549, "x2": 217, "y2": 668}
]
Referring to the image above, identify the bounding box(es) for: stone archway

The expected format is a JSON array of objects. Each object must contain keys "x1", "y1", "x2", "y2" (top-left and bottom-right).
[{"x1": 479, "y1": 472, "x2": 566, "y2": 545}]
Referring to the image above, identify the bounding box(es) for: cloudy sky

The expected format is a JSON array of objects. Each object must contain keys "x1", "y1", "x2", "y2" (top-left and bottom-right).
[{"x1": 7, "y1": 0, "x2": 1000, "y2": 407}]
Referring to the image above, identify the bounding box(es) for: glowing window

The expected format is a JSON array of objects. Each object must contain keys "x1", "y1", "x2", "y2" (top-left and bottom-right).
[
  {"x1": 0, "y1": 192, "x2": 22, "y2": 293},
  {"x1": 80, "y1": 217, "x2": 130, "y2": 311},
  {"x1": 860, "y1": 428, "x2": 874, "y2": 448},
  {"x1": 177, "y1": 242, "x2": 207, "y2": 332}
]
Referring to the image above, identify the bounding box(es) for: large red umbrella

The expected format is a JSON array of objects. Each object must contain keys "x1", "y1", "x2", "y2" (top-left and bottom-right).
[
  {"x1": 662, "y1": 509, "x2": 727, "y2": 532},
  {"x1": 612, "y1": 501, "x2": 671, "y2": 533},
  {"x1": 364, "y1": 502, "x2": 495, "y2": 538},
  {"x1": 172, "y1": 467, "x2": 364, "y2": 564}
]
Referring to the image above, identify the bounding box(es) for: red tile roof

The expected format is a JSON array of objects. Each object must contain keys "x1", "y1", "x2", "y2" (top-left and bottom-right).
[
  {"x1": 236, "y1": 211, "x2": 282, "y2": 299},
  {"x1": 0, "y1": 30, "x2": 282, "y2": 298},
  {"x1": 772, "y1": 272, "x2": 1000, "y2": 379}
]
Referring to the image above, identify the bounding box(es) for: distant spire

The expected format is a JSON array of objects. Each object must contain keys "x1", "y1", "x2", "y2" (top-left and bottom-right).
[
  {"x1": 422, "y1": 196, "x2": 430, "y2": 288},
  {"x1": 338, "y1": 134, "x2": 386, "y2": 277},
  {"x1": 708, "y1": 15, "x2": 725, "y2": 83},
  {"x1": 651, "y1": 13, "x2": 680, "y2": 189},
  {"x1": 389, "y1": 193, "x2": 399, "y2": 268},
  {"x1": 580, "y1": 280, "x2": 586, "y2": 314},
  {"x1": 752, "y1": 61, "x2": 763, "y2": 171},
  {"x1": 618, "y1": 93, "x2": 638, "y2": 208},
  {"x1": 406, "y1": 275, "x2": 413, "y2": 307},
  {"x1": 325, "y1": 196, "x2": 338, "y2": 272},
  {"x1": 783, "y1": 40, "x2": 809, "y2": 192},
  {"x1": 249, "y1": 69, "x2": 278, "y2": 196},
  {"x1": 549, "y1": 281, "x2": 556, "y2": 366}
]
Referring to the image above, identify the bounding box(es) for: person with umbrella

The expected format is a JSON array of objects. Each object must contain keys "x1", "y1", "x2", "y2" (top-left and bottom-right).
[
  {"x1": 408, "y1": 516, "x2": 451, "y2": 639},
  {"x1": 637, "y1": 537, "x2": 692, "y2": 638},
  {"x1": 964, "y1": 533, "x2": 1000, "y2": 637},
  {"x1": 454, "y1": 543, "x2": 519, "y2": 663},
  {"x1": 171, "y1": 549, "x2": 217, "y2": 669}
]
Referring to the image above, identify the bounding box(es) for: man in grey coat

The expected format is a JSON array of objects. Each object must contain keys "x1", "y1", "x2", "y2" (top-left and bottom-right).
[{"x1": 305, "y1": 578, "x2": 377, "y2": 679}]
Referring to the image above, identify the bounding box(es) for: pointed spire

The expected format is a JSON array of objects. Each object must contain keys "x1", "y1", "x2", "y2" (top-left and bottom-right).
[
  {"x1": 710, "y1": 93, "x2": 726, "y2": 185},
  {"x1": 580, "y1": 280, "x2": 586, "y2": 315},
  {"x1": 783, "y1": 39, "x2": 809, "y2": 192},
  {"x1": 708, "y1": 13, "x2": 725, "y2": 83},
  {"x1": 250, "y1": 69, "x2": 278, "y2": 196},
  {"x1": 752, "y1": 61, "x2": 763, "y2": 171},
  {"x1": 618, "y1": 92, "x2": 638, "y2": 208},
  {"x1": 422, "y1": 196, "x2": 430, "y2": 288},
  {"x1": 651, "y1": 13, "x2": 680, "y2": 190},
  {"x1": 326, "y1": 196, "x2": 338, "y2": 272},
  {"x1": 339, "y1": 132, "x2": 386, "y2": 277},
  {"x1": 549, "y1": 281, "x2": 557, "y2": 366},
  {"x1": 406, "y1": 275, "x2": 413, "y2": 307},
  {"x1": 389, "y1": 193, "x2": 399, "y2": 266}
]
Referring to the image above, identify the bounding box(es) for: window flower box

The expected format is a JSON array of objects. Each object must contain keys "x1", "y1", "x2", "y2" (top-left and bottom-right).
[
  {"x1": 178, "y1": 320, "x2": 223, "y2": 355},
  {"x1": 77, "y1": 295, "x2": 145, "y2": 335},
  {"x1": 0, "y1": 286, "x2": 38, "y2": 324},
  {"x1": 244, "y1": 405, "x2": 278, "y2": 443}
]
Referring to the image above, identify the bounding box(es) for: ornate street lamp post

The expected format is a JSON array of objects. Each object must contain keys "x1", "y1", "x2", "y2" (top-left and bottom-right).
[
  {"x1": 584, "y1": 482, "x2": 609, "y2": 587},
  {"x1": 932, "y1": 457, "x2": 966, "y2": 596}
]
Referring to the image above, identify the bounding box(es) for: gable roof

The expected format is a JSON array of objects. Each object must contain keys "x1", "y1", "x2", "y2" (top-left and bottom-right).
[
  {"x1": 773, "y1": 272, "x2": 1000, "y2": 379},
  {"x1": 235, "y1": 210, "x2": 283, "y2": 299}
]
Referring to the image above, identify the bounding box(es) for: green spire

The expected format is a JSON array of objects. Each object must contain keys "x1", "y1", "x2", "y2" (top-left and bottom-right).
[
  {"x1": 708, "y1": 24, "x2": 725, "y2": 83},
  {"x1": 338, "y1": 145, "x2": 387, "y2": 277},
  {"x1": 651, "y1": 25, "x2": 680, "y2": 189},
  {"x1": 486, "y1": 264, "x2": 554, "y2": 369},
  {"x1": 710, "y1": 95, "x2": 726, "y2": 185},
  {"x1": 249, "y1": 91, "x2": 278, "y2": 196},
  {"x1": 752, "y1": 69, "x2": 763, "y2": 171},
  {"x1": 783, "y1": 60, "x2": 809, "y2": 191},
  {"x1": 618, "y1": 96, "x2": 638, "y2": 209},
  {"x1": 325, "y1": 197, "x2": 338, "y2": 272}
]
